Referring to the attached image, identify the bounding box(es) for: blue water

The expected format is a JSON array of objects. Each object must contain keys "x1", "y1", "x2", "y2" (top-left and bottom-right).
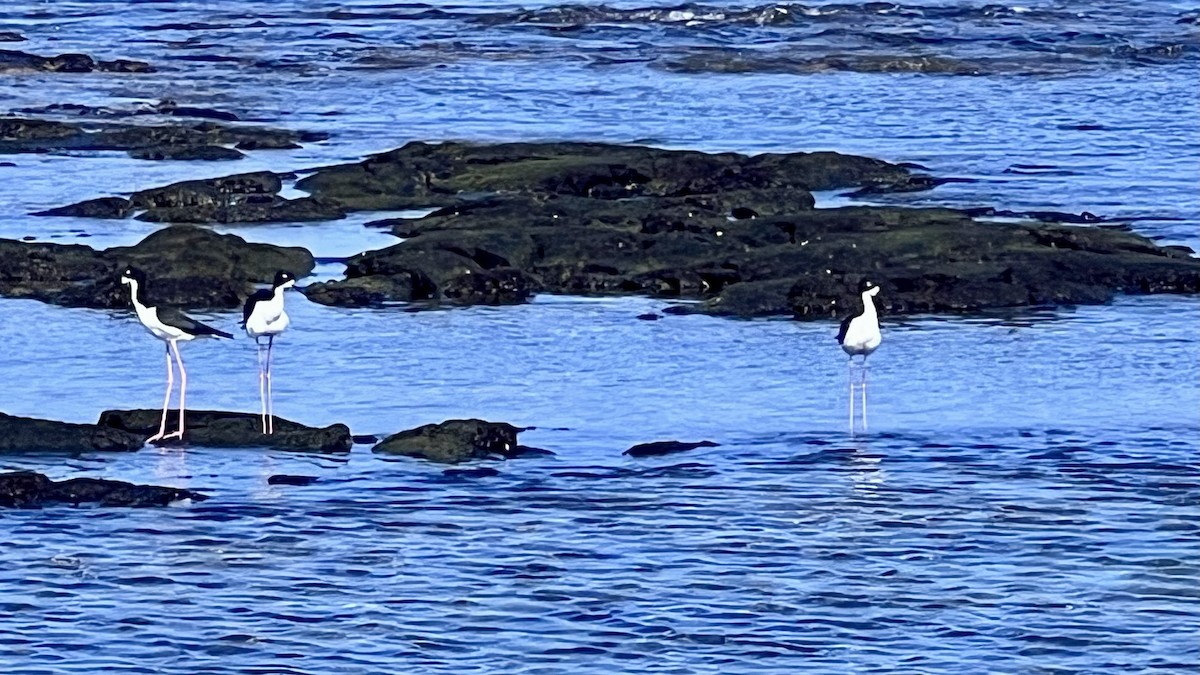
[{"x1": 1, "y1": 1, "x2": 1198, "y2": 672}]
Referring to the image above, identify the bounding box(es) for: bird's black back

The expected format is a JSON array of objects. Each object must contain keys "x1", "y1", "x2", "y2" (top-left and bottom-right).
[
  {"x1": 241, "y1": 288, "x2": 273, "y2": 326},
  {"x1": 157, "y1": 307, "x2": 233, "y2": 339},
  {"x1": 836, "y1": 314, "x2": 853, "y2": 344}
]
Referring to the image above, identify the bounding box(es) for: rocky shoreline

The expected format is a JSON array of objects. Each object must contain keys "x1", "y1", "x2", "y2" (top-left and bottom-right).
[
  {"x1": 0, "y1": 405, "x2": 732, "y2": 507},
  {"x1": 98, "y1": 410, "x2": 354, "y2": 453},
  {"x1": 25, "y1": 140, "x2": 1199, "y2": 321},
  {"x1": 0, "y1": 471, "x2": 206, "y2": 508},
  {"x1": 0, "y1": 226, "x2": 313, "y2": 309},
  {"x1": 0, "y1": 408, "x2": 714, "y2": 466},
  {"x1": 0, "y1": 48, "x2": 152, "y2": 74},
  {"x1": 2, "y1": 116, "x2": 327, "y2": 162}
]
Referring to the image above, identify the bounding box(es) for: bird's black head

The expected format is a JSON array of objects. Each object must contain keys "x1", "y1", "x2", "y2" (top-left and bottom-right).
[
  {"x1": 858, "y1": 279, "x2": 880, "y2": 296},
  {"x1": 120, "y1": 266, "x2": 147, "y2": 286},
  {"x1": 272, "y1": 270, "x2": 297, "y2": 289}
]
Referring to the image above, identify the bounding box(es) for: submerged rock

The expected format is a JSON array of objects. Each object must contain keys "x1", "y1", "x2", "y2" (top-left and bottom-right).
[
  {"x1": 128, "y1": 145, "x2": 245, "y2": 161},
  {"x1": 268, "y1": 475, "x2": 319, "y2": 486},
  {"x1": 0, "y1": 225, "x2": 314, "y2": 309},
  {"x1": 0, "y1": 412, "x2": 144, "y2": 453},
  {"x1": 624, "y1": 440, "x2": 720, "y2": 457},
  {"x1": 664, "y1": 52, "x2": 999, "y2": 76},
  {"x1": 1, "y1": 116, "x2": 323, "y2": 160},
  {"x1": 33, "y1": 196, "x2": 134, "y2": 219},
  {"x1": 373, "y1": 419, "x2": 540, "y2": 464},
  {"x1": 0, "y1": 49, "x2": 154, "y2": 74},
  {"x1": 41, "y1": 170, "x2": 346, "y2": 224},
  {"x1": 442, "y1": 467, "x2": 501, "y2": 478},
  {"x1": 98, "y1": 410, "x2": 353, "y2": 453},
  {"x1": 0, "y1": 471, "x2": 206, "y2": 508}
]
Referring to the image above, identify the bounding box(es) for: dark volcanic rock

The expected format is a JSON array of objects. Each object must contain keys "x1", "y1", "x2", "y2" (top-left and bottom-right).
[
  {"x1": 0, "y1": 412, "x2": 144, "y2": 453},
  {"x1": 0, "y1": 225, "x2": 314, "y2": 309},
  {"x1": 268, "y1": 475, "x2": 319, "y2": 486},
  {"x1": 314, "y1": 194, "x2": 1200, "y2": 319},
  {"x1": 624, "y1": 440, "x2": 720, "y2": 457},
  {"x1": 33, "y1": 196, "x2": 134, "y2": 219},
  {"x1": 2, "y1": 117, "x2": 320, "y2": 161},
  {"x1": 0, "y1": 471, "x2": 206, "y2": 508},
  {"x1": 443, "y1": 467, "x2": 500, "y2": 478},
  {"x1": 295, "y1": 140, "x2": 906, "y2": 210},
  {"x1": 128, "y1": 145, "x2": 245, "y2": 161},
  {"x1": 295, "y1": 137, "x2": 911, "y2": 308},
  {"x1": 665, "y1": 51, "x2": 996, "y2": 76},
  {"x1": 153, "y1": 100, "x2": 240, "y2": 122},
  {"x1": 29, "y1": 140, "x2": 1200, "y2": 319},
  {"x1": 373, "y1": 419, "x2": 527, "y2": 464},
  {"x1": 99, "y1": 410, "x2": 353, "y2": 453},
  {"x1": 302, "y1": 275, "x2": 426, "y2": 307},
  {"x1": 0, "y1": 49, "x2": 154, "y2": 74},
  {"x1": 43, "y1": 170, "x2": 346, "y2": 224}
]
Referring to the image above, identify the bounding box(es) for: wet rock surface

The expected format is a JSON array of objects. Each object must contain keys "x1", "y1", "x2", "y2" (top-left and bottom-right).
[
  {"x1": 373, "y1": 419, "x2": 540, "y2": 464},
  {"x1": 624, "y1": 440, "x2": 720, "y2": 457},
  {"x1": 41, "y1": 169, "x2": 345, "y2": 224},
  {"x1": 0, "y1": 471, "x2": 206, "y2": 507},
  {"x1": 442, "y1": 467, "x2": 501, "y2": 479},
  {"x1": 16, "y1": 100, "x2": 242, "y2": 122},
  {"x1": 0, "y1": 412, "x2": 144, "y2": 453},
  {"x1": 0, "y1": 225, "x2": 314, "y2": 309},
  {"x1": 295, "y1": 140, "x2": 905, "y2": 210},
  {"x1": 1, "y1": 116, "x2": 326, "y2": 160},
  {"x1": 664, "y1": 52, "x2": 1002, "y2": 76},
  {"x1": 30, "y1": 140, "x2": 1200, "y2": 319},
  {"x1": 99, "y1": 410, "x2": 354, "y2": 453},
  {"x1": 268, "y1": 475, "x2": 320, "y2": 486},
  {"x1": 128, "y1": 144, "x2": 245, "y2": 161},
  {"x1": 0, "y1": 49, "x2": 153, "y2": 74},
  {"x1": 301, "y1": 152, "x2": 1200, "y2": 318}
]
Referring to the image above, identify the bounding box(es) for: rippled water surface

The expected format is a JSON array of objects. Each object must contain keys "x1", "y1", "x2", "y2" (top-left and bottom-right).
[{"x1": 1, "y1": 1, "x2": 1198, "y2": 672}]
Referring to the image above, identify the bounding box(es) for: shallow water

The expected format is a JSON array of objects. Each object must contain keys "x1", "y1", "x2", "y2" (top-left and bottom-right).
[{"x1": 1, "y1": 1, "x2": 1199, "y2": 672}]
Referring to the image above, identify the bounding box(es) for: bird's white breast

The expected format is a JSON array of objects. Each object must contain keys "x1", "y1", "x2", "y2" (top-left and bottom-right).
[
  {"x1": 245, "y1": 294, "x2": 290, "y2": 338},
  {"x1": 841, "y1": 315, "x2": 881, "y2": 355}
]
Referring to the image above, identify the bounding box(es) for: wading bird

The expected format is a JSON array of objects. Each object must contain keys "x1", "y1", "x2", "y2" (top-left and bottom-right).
[
  {"x1": 241, "y1": 271, "x2": 296, "y2": 434},
  {"x1": 121, "y1": 267, "x2": 232, "y2": 442},
  {"x1": 837, "y1": 280, "x2": 882, "y2": 434}
]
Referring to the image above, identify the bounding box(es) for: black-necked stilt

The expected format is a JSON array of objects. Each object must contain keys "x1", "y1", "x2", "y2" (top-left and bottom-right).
[
  {"x1": 120, "y1": 267, "x2": 232, "y2": 442},
  {"x1": 241, "y1": 270, "x2": 296, "y2": 434},
  {"x1": 837, "y1": 280, "x2": 882, "y2": 434}
]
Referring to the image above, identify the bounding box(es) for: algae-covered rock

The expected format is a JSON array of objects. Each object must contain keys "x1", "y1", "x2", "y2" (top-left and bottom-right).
[
  {"x1": 0, "y1": 471, "x2": 206, "y2": 508},
  {"x1": 98, "y1": 410, "x2": 353, "y2": 453},
  {"x1": 373, "y1": 419, "x2": 531, "y2": 464},
  {"x1": 0, "y1": 412, "x2": 144, "y2": 453},
  {"x1": 0, "y1": 226, "x2": 314, "y2": 309}
]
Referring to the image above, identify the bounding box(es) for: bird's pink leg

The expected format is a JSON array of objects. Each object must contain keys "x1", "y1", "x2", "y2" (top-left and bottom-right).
[
  {"x1": 256, "y1": 338, "x2": 267, "y2": 434},
  {"x1": 148, "y1": 344, "x2": 174, "y2": 443},
  {"x1": 861, "y1": 357, "x2": 869, "y2": 432},
  {"x1": 163, "y1": 341, "x2": 187, "y2": 441},
  {"x1": 848, "y1": 357, "x2": 855, "y2": 435},
  {"x1": 266, "y1": 335, "x2": 275, "y2": 435}
]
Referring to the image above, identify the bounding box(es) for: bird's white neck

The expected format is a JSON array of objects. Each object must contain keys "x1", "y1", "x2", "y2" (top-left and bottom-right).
[
  {"x1": 860, "y1": 291, "x2": 878, "y2": 319},
  {"x1": 126, "y1": 279, "x2": 149, "y2": 310}
]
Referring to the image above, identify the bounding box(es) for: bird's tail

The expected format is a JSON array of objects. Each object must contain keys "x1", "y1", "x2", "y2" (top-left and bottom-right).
[{"x1": 196, "y1": 323, "x2": 234, "y2": 339}]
